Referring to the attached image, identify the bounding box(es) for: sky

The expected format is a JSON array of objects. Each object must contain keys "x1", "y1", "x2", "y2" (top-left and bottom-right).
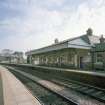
[{"x1": 0, "y1": 0, "x2": 105, "y2": 52}]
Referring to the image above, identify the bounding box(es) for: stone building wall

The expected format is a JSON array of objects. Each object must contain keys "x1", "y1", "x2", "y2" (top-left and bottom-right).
[{"x1": 28, "y1": 48, "x2": 90, "y2": 69}]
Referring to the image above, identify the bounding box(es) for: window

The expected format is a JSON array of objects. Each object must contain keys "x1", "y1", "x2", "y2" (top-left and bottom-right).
[{"x1": 68, "y1": 53, "x2": 74, "y2": 64}]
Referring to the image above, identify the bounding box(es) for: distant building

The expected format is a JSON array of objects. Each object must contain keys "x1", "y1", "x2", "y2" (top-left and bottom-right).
[
  {"x1": 0, "y1": 49, "x2": 13, "y2": 63},
  {"x1": 11, "y1": 52, "x2": 24, "y2": 63},
  {"x1": 0, "y1": 49, "x2": 24, "y2": 64},
  {"x1": 1, "y1": 49, "x2": 13, "y2": 56},
  {"x1": 26, "y1": 28, "x2": 101, "y2": 69}
]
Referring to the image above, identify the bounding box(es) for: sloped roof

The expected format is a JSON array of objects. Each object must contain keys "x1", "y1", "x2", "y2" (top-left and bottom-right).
[
  {"x1": 26, "y1": 34, "x2": 100, "y2": 55},
  {"x1": 80, "y1": 35, "x2": 100, "y2": 45}
]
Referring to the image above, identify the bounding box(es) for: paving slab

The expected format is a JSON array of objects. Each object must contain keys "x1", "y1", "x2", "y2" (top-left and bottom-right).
[{"x1": 0, "y1": 71, "x2": 4, "y2": 105}]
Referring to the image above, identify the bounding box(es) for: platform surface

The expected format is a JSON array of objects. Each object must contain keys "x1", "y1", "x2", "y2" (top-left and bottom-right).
[
  {"x1": 12, "y1": 64, "x2": 105, "y2": 77},
  {"x1": 0, "y1": 66, "x2": 41, "y2": 105}
]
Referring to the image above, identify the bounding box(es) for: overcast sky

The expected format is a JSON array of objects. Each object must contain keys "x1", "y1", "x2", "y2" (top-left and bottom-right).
[{"x1": 0, "y1": 0, "x2": 105, "y2": 52}]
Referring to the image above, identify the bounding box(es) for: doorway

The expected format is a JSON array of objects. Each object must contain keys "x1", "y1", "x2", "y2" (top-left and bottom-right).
[{"x1": 80, "y1": 57, "x2": 83, "y2": 69}]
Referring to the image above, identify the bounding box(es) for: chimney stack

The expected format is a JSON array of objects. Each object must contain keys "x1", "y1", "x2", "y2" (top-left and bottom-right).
[
  {"x1": 54, "y1": 38, "x2": 59, "y2": 44},
  {"x1": 100, "y1": 35, "x2": 105, "y2": 43},
  {"x1": 86, "y1": 28, "x2": 93, "y2": 36}
]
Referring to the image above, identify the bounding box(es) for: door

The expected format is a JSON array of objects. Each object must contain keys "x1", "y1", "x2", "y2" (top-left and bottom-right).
[{"x1": 80, "y1": 57, "x2": 83, "y2": 69}]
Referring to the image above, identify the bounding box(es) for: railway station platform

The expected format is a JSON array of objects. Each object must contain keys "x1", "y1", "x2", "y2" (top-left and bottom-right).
[
  {"x1": 1, "y1": 64, "x2": 105, "y2": 105},
  {"x1": 0, "y1": 66, "x2": 41, "y2": 105}
]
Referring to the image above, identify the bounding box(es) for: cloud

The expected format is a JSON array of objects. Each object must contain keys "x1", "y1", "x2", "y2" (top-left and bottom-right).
[{"x1": 0, "y1": 0, "x2": 105, "y2": 52}]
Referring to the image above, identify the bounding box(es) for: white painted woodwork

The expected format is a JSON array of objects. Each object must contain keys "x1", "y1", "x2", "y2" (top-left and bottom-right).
[
  {"x1": 74, "y1": 54, "x2": 78, "y2": 67},
  {"x1": 68, "y1": 38, "x2": 89, "y2": 46},
  {"x1": 68, "y1": 44, "x2": 91, "y2": 49}
]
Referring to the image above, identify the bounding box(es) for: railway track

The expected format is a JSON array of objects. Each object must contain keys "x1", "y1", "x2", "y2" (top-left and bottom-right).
[
  {"x1": 34, "y1": 69, "x2": 105, "y2": 103},
  {"x1": 50, "y1": 77, "x2": 105, "y2": 103},
  {"x1": 5, "y1": 65, "x2": 105, "y2": 105},
  {"x1": 7, "y1": 67, "x2": 78, "y2": 105}
]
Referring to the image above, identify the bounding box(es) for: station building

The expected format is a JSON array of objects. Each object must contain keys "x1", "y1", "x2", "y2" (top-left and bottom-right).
[{"x1": 26, "y1": 29, "x2": 101, "y2": 69}]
